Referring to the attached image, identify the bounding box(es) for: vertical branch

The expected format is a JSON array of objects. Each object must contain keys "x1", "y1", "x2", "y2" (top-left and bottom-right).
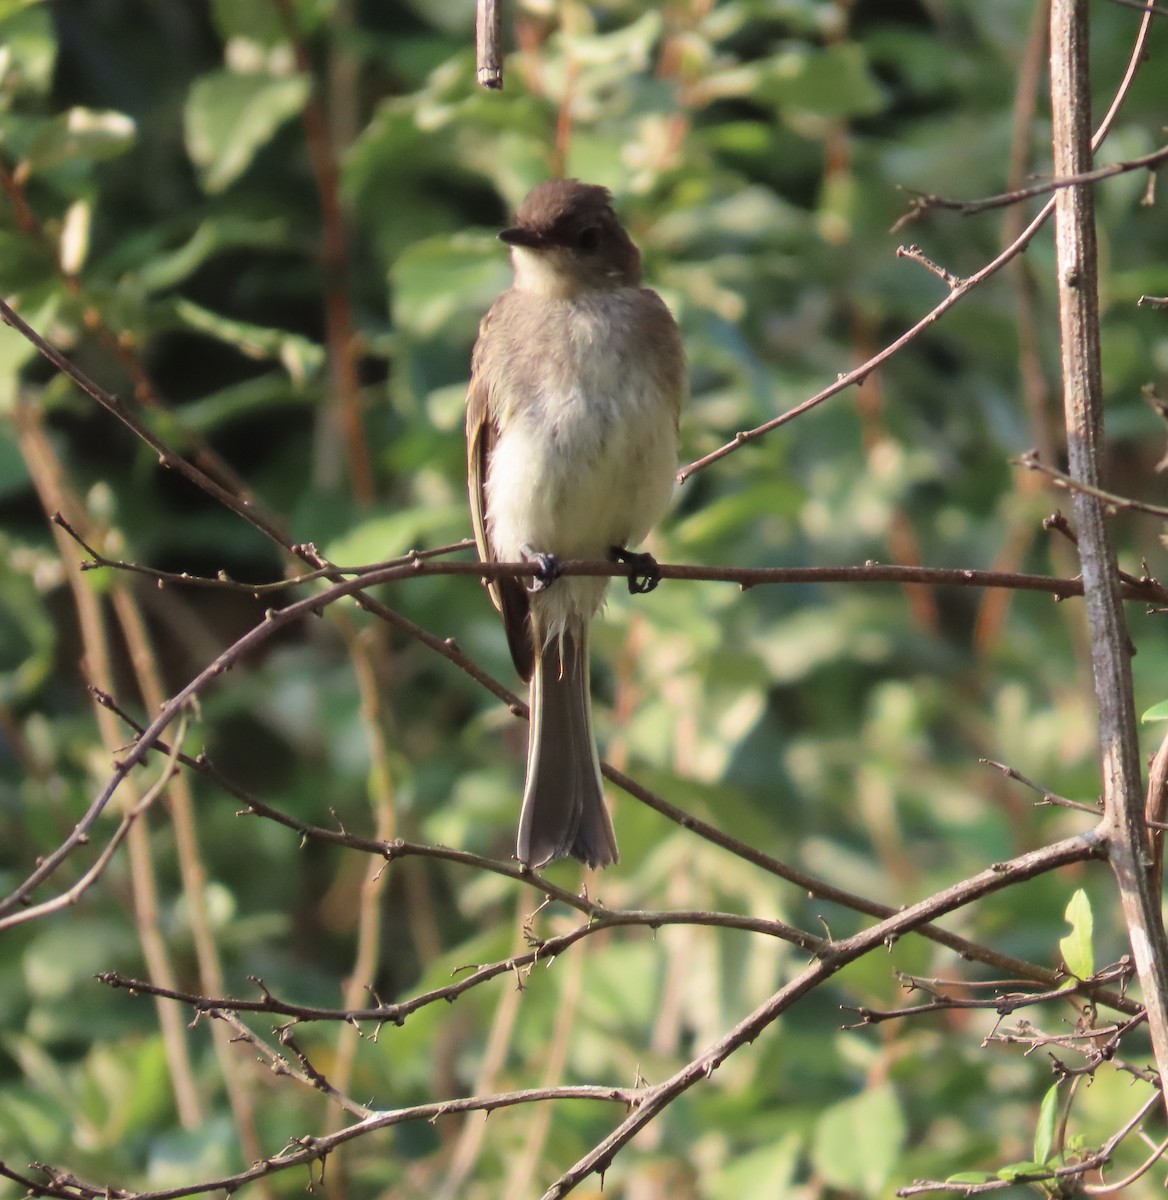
[
  {"x1": 324, "y1": 619, "x2": 397, "y2": 1200},
  {"x1": 272, "y1": 0, "x2": 375, "y2": 505},
  {"x1": 1049, "y1": 0, "x2": 1168, "y2": 1097},
  {"x1": 975, "y1": 0, "x2": 1056, "y2": 654},
  {"x1": 11, "y1": 402, "x2": 203, "y2": 1131},
  {"x1": 476, "y1": 0, "x2": 504, "y2": 89},
  {"x1": 110, "y1": 589, "x2": 272, "y2": 1191}
]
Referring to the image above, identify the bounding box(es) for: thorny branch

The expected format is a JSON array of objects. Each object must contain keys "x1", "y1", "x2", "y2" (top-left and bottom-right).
[{"x1": 0, "y1": 2, "x2": 1163, "y2": 1197}]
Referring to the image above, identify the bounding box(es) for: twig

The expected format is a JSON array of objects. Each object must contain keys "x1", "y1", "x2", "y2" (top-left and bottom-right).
[
  {"x1": 49, "y1": 520, "x2": 1168, "y2": 604},
  {"x1": 897, "y1": 244, "x2": 961, "y2": 287},
  {"x1": 0, "y1": 711, "x2": 190, "y2": 929},
  {"x1": 542, "y1": 831, "x2": 1105, "y2": 1199},
  {"x1": 98, "y1": 905, "x2": 822, "y2": 1026},
  {"x1": 211, "y1": 1011, "x2": 372, "y2": 1119},
  {"x1": 1019, "y1": 450, "x2": 1168, "y2": 519},
  {"x1": 0, "y1": 1085, "x2": 641, "y2": 1200},
  {"x1": 476, "y1": 0, "x2": 504, "y2": 88},
  {"x1": 1084, "y1": 1131, "x2": 1168, "y2": 1193},
  {"x1": 894, "y1": 140, "x2": 1168, "y2": 227},
  {"x1": 677, "y1": 0, "x2": 1157, "y2": 483},
  {"x1": 846, "y1": 979, "x2": 1084, "y2": 1027},
  {"x1": 91, "y1": 683, "x2": 1143, "y2": 1016},
  {"x1": 53, "y1": 511, "x2": 473, "y2": 592},
  {"x1": 980, "y1": 758, "x2": 1121, "y2": 820}
]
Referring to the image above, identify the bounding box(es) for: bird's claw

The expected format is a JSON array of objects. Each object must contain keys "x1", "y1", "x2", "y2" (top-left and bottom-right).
[
  {"x1": 527, "y1": 551, "x2": 563, "y2": 593},
  {"x1": 610, "y1": 547, "x2": 660, "y2": 595}
]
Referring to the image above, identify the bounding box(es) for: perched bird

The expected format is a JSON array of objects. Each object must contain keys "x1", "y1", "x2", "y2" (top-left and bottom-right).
[{"x1": 466, "y1": 179, "x2": 685, "y2": 869}]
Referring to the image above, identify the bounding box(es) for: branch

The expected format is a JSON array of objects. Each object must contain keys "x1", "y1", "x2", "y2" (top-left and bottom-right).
[
  {"x1": 88, "y1": 686, "x2": 1144, "y2": 1019},
  {"x1": 476, "y1": 0, "x2": 504, "y2": 88},
  {"x1": 97, "y1": 907, "x2": 822, "y2": 1029},
  {"x1": 677, "y1": 1, "x2": 1157, "y2": 482},
  {"x1": 894, "y1": 140, "x2": 1168, "y2": 227},
  {"x1": 1019, "y1": 451, "x2": 1168, "y2": 519},
  {"x1": 1050, "y1": 0, "x2": 1168, "y2": 1104},
  {"x1": 0, "y1": 1085, "x2": 640, "y2": 1200},
  {"x1": 271, "y1": 0, "x2": 374, "y2": 504},
  {"x1": 898, "y1": 1089, "x2": 1162, "y2": 1196},
  {"x1": 542, "y1": 831, "x2": 1105, "y2": 1198}
]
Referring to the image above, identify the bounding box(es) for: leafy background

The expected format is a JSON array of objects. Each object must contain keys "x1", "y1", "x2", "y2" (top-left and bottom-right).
[{"x1": 1, "y1": 0, "x2": 1167, "y2": 1196}]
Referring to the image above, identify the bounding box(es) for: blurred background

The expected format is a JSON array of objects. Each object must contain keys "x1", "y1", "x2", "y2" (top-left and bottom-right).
[{"x1": 2, "y1": 0, "x2": 1168, "y2": 1196}]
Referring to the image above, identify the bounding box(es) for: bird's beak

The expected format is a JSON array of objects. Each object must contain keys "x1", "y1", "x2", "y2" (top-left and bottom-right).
[{"x1": 499, "y1": 226, "x2": 548, "y2": 249}]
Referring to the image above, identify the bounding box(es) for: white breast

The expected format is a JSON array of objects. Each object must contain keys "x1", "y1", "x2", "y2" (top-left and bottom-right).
[{"x1": 485, "y1": 292, "x2": 679, "y2": 639}]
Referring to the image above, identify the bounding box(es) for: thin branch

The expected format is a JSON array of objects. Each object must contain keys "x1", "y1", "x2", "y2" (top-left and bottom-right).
[
  {"x1": 0, "y1": 1085, "x2": 641, "y2": 1200},
  {"x1": 53, "y1": 510, "x2": 473, "y2": 593},
  {"x1": 541, "y1": 831, "x2": 1105, "y2": 1199},
  {"x1": 894, "y1": 140, "x2": 1168, "y2": 227},
  {"x1": 898, "y1": 1088, "x2": 1162, "y2": 1196},
  {"x1": 46, "y1": 525, "x2": 1168, "y2": 605},
  {"x1": 0, "y1": 155, "x2": 275, "y2": 513},
  {"x1": 97, "y1": 905, "x2": 822, "y2": 1027},
  {"x1": 0, "y1": 712, "x2": 189, "y2": 929},
  {"x1": 1019, "y1": 450, "x2": 1168, "y2": 519},
  {"x1": 677, "y1": 1, "x2": 1157, "y2": 483},
  {"x1": 271, "y1": 0, "x2": 374, "y2": 504},
  {"x1": 91, "y1": 682, "x2": 1142, "y2": 1016},
  {"x1": 980, "y1": 758, "x2": 1125, "y2": 821},
  {"x1": 0, "y1": 297, "x2": 295, "y2": 554},
  {"x1": 210, "y1": 1011, "x2": 372, "y2": 1119},
  {"x1": 1084, "y1": 1131, "x2": 1168, "y2": 1193},
  {"x1": 846, "y1": 979, "x2": 1085, "y2": 1027}
]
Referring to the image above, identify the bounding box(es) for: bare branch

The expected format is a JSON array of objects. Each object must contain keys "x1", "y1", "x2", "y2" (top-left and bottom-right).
[
  {"x1": 1050, "y1": 0, "x2": 1168, "y2": 1102},
  {"x1": 894, "y1": 140, "x2": 1168, "y2": 227},
  {"x1": 678, "y1": 0, "x2": 1157, "y2": 483},
  {"x1": 542, "y1": 831, "x2": 1105, "y2": 1198},
  {"x1": 476, "y1": 0, "x2": 504, "y2": 88}
]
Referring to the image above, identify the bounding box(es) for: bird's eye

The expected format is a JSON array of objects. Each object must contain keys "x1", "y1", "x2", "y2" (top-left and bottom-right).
[{"x1": 577, "y1": 226, "x2": 602, "y2": 252}]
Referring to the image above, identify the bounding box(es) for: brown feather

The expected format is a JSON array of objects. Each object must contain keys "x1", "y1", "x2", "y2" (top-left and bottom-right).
[{"x1": 466, "y1": 308, "x2": 535, "y2": 681}]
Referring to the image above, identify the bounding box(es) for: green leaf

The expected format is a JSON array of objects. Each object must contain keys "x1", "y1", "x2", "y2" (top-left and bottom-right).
[
  {"x1": 209, "y1": 0, "x2": 326, "y2": 44},
  {"x1": 1033, "y1": 1083, "x2": 1060, "y2": 1164},
  {"x1": 391, "y1": 234, "x2": 510, "y2": 341},
  {"x1": 703, "y1": 43, "x2": 886, "y2": 122},
  {"x1": 1059, "y1": 888, "x2": 1094, "y2": 980},
  {"x1": 0, "y1": 0, "x2": 44, "y2": 19},
  {"x1": 134, "y1": 216, "x2": 293, "y2": 293},
  {"x1": 996, "y1": 1160, "x2": 1049, "y2": 1182},
  {"x1": 170, "y1": 298, "x2": 324, "y2": 381},
  {"x1": 1142, "y1": 699, "x2": 1168, "y2": 723},
  {"x1": 811, "y1": 1084, "x2": 906, "y2": 1196},
  {"x1": 21, "y1": 107, "x2": 135, "y2": 175},
  {"x1": 323, "y1": 507, "x2": 467, "y2": 567},
  {"x1": 0, "y1": 4, "x2": 56, "y2": 97},
  {"x1": 184, "y1": 70, "x2": 310, "y2": 193},
  {"x1": 708, "y1": 1133, "x2": 802, "y2": 1200}
]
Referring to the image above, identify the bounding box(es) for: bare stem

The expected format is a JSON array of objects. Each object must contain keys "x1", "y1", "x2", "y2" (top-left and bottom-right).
[{"x1": 1049, "y1": 0, "x2": 1168, "y2": 1102}]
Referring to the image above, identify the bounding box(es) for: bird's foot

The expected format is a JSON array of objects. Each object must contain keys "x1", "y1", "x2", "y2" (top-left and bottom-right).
[
  {"x1": 525, "y1": 550, "x2": 563, "y2": 594},
  {"x1": 609, "y1": 546, "x2": 660, "y2": 595}
]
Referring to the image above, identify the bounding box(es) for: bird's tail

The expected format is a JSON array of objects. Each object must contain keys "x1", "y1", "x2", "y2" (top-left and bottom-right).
[{"x1": 516, "y1": 626, "x2": 618, "y2": 869}]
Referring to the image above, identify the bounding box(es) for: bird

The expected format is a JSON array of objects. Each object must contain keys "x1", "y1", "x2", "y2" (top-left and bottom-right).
[{"x1": 466, "y1": 178, "x2": 685, "y2": 869}]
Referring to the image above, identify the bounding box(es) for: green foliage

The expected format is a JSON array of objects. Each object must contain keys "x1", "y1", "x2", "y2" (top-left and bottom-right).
[
  {"x1": 1, "y1": 0, "x2": 1167, "y2": 1197},
  {"x1": 1059, "y1": 888, "x2": 1095, "y2": 981}
]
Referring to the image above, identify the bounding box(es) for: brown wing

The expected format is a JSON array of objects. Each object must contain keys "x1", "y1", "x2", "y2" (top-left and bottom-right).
[{"x1": 467, "y1": 313, "x2": 535, "y2": 682}]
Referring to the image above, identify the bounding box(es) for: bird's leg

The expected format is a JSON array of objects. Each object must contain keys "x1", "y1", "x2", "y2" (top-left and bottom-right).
[
  {"x1": 523, "y1": 547, "x2": 563, "y2": 593},
  {"x1": 609, "y1": 546, "x2": 660, "y2": 595}
]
